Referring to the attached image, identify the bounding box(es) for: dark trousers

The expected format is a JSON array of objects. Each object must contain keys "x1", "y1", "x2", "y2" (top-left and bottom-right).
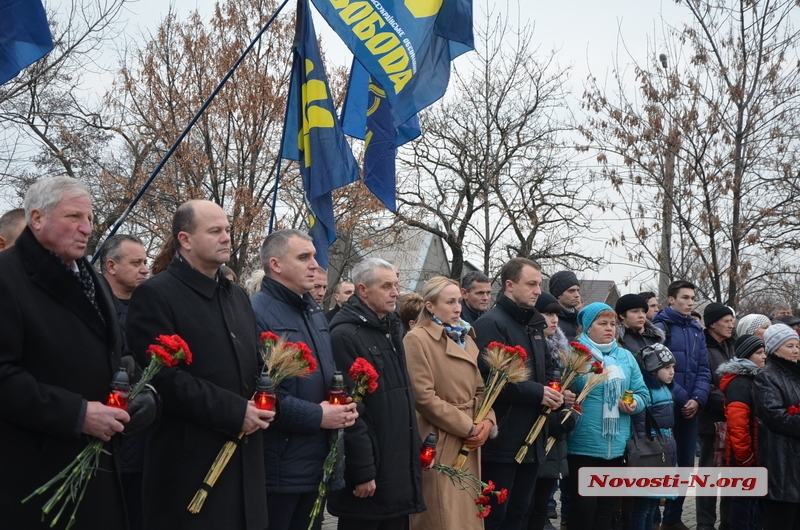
[
  {"x1": 629, "y1": 497, "x2": 659, "y2": 530},
  {"x1": 482, "y1": 461, "x2": 540, "y2": 530},
  {"x1": 337, "y1": 516, "x2": 408, "y2": 530},
  {"x1": 267, "y1": 491, "x2": 322, "y2": 530},
  {"x1": 729, "y1": 497, "x2": 761, "y2": 530},
  {"x1": 565, "y1": 454, "x2": 625, "y2": 530},
  {"x1": 763, "y1": 499, "x2": 800, "y2": 530},
  {"x1": 527, "y1": 477, "x2": 557, "y2": 530},
  {"x1": 696, "y1": 432, "x2": 730, "y2": 529},
  {"x1": 120, "y1": 472, "x2": 143, "y2": 530},
  {"x1": 663, "y1": 414, "x2": 698, "y2": 525}
]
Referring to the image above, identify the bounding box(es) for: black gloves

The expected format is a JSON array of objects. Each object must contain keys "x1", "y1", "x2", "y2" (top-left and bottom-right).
[{"x1": 124, "y1": 385, "x2": 159, "y2": 436}]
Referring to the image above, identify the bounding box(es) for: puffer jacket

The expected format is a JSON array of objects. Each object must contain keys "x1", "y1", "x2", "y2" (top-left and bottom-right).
[
  {"x1": 632, "y1": 371, "x2": 679, "y2": 467},
  {"x1": 326, "y1": 295, "x2": 425, "y2": 519},
  {"x1": 718, "y1": 358, "x2": 759, "y2": 466},
  {"x1": 474, "y1": 294, "x2": 556, "y2": 464},
  {"x1": 652, "y1": 307, "x2": 711, "y2": 407},
  {"x1": 251, "y1": 276, "x2": 338, "y2": 493},
  {"x1": 616, "y1": 320, "x2": 665, "y2": 356},
  {"x1": 567, "y1": 336, "x2": 649, "y2": 460},
  {"x1": 699, "y1": 330, "x2": 736, "y2": 435},
  {"x1": 754, "y1": 354, "x2": 800, "y2": 502}
]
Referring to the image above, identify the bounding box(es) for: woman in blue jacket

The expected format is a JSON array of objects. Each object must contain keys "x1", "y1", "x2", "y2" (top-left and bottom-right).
[{"x1": 566, "y1": 302, "x2": 649, "y2": 530}]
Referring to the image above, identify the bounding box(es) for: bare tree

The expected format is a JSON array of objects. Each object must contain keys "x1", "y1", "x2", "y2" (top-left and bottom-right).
[
  {"x1": 395, "y1": 5, "x2": 597, "y2": 279},
  {"x1": 581, "y1": 0, "x2": 800, "y2": 307}
]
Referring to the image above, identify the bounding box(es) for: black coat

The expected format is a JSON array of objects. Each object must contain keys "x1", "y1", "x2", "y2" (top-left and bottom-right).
[
  {"x1": 557, "y1": 308, "x2": 579, "y2": 342},
  {"x1": 0, "y1": 228, "x2": 127, "y2": 530},
  {"x1": 754, "y1": 354, "x2": 800, "y2": 503},
  {"x1": 460, "y1": 300, "x2": 484, "y2": 325},
  {"x1": 474, "y1": 293, "x2": 555, "y2": 464},
  {"x1": 616, "y1": 320, "x2": 665, "y2": 356},
  {"x1": 251, "y1": 276, "x2": 337, "y2": 494},
  {"x1": 699, "y1": 330, "x2": 735, "y2": 435},
  {"x1": 126, "y1": 255, "x2": 267, "y2": 530},
  {"x1": 326, "y1": 295, "x2": 425, "y2": 519}
]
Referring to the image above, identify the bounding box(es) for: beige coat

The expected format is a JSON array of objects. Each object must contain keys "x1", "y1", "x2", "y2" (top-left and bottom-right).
[{"x1": 404, "y1": 322, "x2": 496, "y2": 530}]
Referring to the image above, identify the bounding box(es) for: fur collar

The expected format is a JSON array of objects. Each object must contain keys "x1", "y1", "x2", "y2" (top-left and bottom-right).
[
  {"x1": 616, "y1": 320, "x2": 665, "y2": 343},
  {"x1": 546, "y1": 326, "x2": 570, "y2": 358},
  {"x1": 717, "y1": 358, "x2": 760, "y2": 377}
]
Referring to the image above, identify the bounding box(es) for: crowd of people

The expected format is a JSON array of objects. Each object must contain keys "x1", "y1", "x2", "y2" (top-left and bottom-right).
[{"x1": 1, "y1": 176, "x2": 799, "y2": 530}]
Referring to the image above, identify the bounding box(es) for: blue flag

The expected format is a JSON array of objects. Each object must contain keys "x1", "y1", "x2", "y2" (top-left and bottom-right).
[
  {"x1": 0, "y1": 0, "x2": 54, "y2": 85},
  {"x1": 310, "y1": 0, "x2": 473, "y2": 127},
  {"x1": 281, "y1": 0, "x2": 360, "y2": 269},
  {"x1": 341, "y1": 59, "x2": 420, "y2": 211}
]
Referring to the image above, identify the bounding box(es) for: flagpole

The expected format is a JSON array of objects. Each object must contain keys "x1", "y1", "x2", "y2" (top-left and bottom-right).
[
  {"x1": 268, "y1": 112, "x2": 290, "y2": 234},
  {"x1": 91, "y1": 0, "x2": 292, "y2": 264}
]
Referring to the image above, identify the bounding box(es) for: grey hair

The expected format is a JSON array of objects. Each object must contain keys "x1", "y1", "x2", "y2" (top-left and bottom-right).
[
  {"x1": 260, "y1": 229, "x2": 313, "y2": 272},
  {"x1": 99, "y1": 234, "x2": 144, "y2": 273},
  {"x1": 461, "y1": 271, "x2": 490, "y2": 291},
  {"x1": 24, "y1": 177, "x2": 90, "y2": 224},
  {"x1": 352, "y1": 257, "x2": 396, "y2": 288},
  {"x1": 0, "y1": 208, "x2": 25, "y2": 238}
]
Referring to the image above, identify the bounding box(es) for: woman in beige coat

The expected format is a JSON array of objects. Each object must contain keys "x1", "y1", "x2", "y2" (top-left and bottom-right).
[{"x1": 404, "y1": 276, "x2": 496, "y2": 530}]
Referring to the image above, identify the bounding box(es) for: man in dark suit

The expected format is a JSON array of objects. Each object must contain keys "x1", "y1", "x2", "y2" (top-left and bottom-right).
[
  {"x1": 127, "y1": 200, "x2": 275, "y2": 530},
  {"x1": 0, "y1": 177, "x2": 141, "y2": 529}
]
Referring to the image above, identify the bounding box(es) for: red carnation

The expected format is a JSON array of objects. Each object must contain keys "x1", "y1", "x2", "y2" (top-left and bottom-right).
[
  {"x1": 486, "y1": 341, "x2": 506, "y2": 351},
  {"x1": 154, "y1": 334, "x2": 193, "y2": 364},
  {"x1": 476, "y1": 505, "x2": 491, "y2": 518},
  {"x1": 514, "y1": 345, "x2": 528, "y2": 361},
  {"x1": 789, "y1": 405, "x2": 800, "y2": 416},
  {"x1": 481, "y1": 480, "x2": 495, "y2": 495},
  {"x1": 590, "y1": 361, "x2": 604, "y2": 374},
  {"x1": 260, "y1": 331, "x2": 280, "y2": 345},
  {"x1": 496, "y1": 488, "x2": 508, "y2": 504},
  {"x1": 147, "y1": 344, "x2": 179, "y2": 367},
  {"x1": 474, "y1": 495, "x2": 490, "y2": 505}
]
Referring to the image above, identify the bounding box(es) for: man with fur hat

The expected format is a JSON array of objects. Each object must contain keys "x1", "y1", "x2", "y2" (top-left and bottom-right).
[
  {"x1": 697, "y1": 303, "x2": 736, "y2": 530},
  {"x1": 549, "y1": 270, "x2": 581, "y2": 341},
  {"x1": 615, "y1": 293, "x2": 666, "y2": 354}
]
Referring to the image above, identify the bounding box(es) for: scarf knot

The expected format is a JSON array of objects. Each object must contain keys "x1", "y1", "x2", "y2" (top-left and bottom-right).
[{"x1": 434, "y1": 317, "x2": 470, "y2": 348}]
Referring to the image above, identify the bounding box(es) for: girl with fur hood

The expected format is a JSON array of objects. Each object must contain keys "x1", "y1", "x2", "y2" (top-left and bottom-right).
[{"x1": 717, "y1": 334, "x2": 766, "y2": 530}]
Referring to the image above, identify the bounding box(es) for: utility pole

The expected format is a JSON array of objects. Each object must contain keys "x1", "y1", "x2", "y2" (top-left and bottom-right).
[{"x1": 658, "y1": 53, "x2": 675, "y2": 303}]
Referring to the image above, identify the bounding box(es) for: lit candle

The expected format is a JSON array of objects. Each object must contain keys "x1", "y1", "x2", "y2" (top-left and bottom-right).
[
  {"x1": 420, "y1": 432, "x2": 437, "y2": 470},
  {"x1": 107, "y1": 367, "x2": 130, "y2": 410},
  {"x1": 329, "y1": 372, "x2": 347, "y2": 405},
  {"x1": 254, "y1": 375, "x2": 276, "y2": 411}
]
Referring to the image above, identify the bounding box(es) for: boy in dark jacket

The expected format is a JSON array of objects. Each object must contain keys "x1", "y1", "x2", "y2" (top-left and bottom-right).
[{"x1": 630, "y1": 344, "x2": 680, "y2": 530}]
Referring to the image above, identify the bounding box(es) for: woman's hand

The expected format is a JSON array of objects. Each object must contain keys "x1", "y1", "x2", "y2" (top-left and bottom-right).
[
  {"x1": 464, "y1": 419, "x2": 494, "y2": 449},
  {"x1": 618, "y1": 399, "x2": 637, "y2": 414}
]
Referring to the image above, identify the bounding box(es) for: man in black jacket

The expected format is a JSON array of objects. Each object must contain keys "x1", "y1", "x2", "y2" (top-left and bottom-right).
[
  {"x1": 475, "y1": 258, "x2": 564, "y2": 530},
  {"x1": 0, "y1": 177, "x2": 155, "y2": 529},
  {"x1": 127, "y1": 200, "x2": 275, "y2": 530},
  {"x1": 251, "y1": 229, "x2": 357, "y2": 530},
  {"x1": 460, "y1": 271, "x2": 492, "y2": 324},
  {"x1": 327, "y1": 257, "x2": 425, "y2": 530},
  {"x1": 548, "y1": 270, "x2": 581, "y2": 341}
]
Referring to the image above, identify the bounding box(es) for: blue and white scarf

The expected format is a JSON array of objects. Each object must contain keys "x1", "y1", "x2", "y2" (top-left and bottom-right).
[
  {"x1": 434, "y1": 316, "x2": 471, "y2": 348},
  {"x1": 581, "y1": 333, "x2": 625, "y2": 441}
]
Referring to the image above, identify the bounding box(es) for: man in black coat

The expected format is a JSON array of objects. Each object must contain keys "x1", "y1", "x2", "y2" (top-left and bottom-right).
[
  {"x1": 548, "y1": 270, "x2": 581, "y2": 341},
  {"x1": 474, "y1": 258, "x2": 565, "y2": 530},
  {"x1": 251, "y1": 229, "x2": 357, "y2": 530},
  {"x1": 0, "y1": 177, "x2": 146, "y2": 529},
  {"x1": 127, "y1": 200, "x2": 275, "y2": 530},
  {"x1": 327, "y1": 257, "x2": 425, "y2": 529}
]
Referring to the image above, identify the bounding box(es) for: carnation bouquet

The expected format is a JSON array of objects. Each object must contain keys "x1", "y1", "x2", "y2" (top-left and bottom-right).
[
  {"x1": 188, "y1": 332, "x2": 316, "y2": 513},
  {"x1": 23, "y1": 334, "x2": 193, "y2": 530},
  {"x1": 308, "y1": 357, "x2": 379, "y2": 530},
  {"x1": 452, "y1": 341, "x2": 530, "y2": 470},
  {"x1": 431, "y1": 466, "x2": 508, "y2": 519},
  {"x1": 515, "y1": 341, "x2": 595, "y2": 463},
  {"x1": 545, "y1": 364, "x2": 608, "y2": 454}
]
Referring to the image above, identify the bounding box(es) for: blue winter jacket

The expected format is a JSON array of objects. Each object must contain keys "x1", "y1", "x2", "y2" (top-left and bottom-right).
[
  {"x1": 251, "y1": 276, "x2": 338, "y2": 493},
  {"x1": 567, "y1": 336, "x2": 649, "y2": 460},
  {"x1": 652, "y1": 307, "x2": 711, "y2": 407}
]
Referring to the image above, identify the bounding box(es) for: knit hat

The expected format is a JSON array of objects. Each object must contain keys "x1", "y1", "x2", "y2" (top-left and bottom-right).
[
  {"x1": 777, "y1": 314, "x2": 800, "y2": 327},
  {"x1": 764, "y1": 323, "x2": 798, "y2": 356},
  {"x1": 577, "y1": 302, "x2": 614, "y2": 329},
  {"x1": 549, "y1": 270, "x2": 579, "y2": 299},
  {"x1": 535, "y1": 292, "x2": 561, "y2": 315},
  {"x1": 734, "y1": 334, "x2": 765, "y2": 360},
  {"x1": 615, "y1": 293, "x2": 649, "y2": 316},
  {"x1": 640, "y1": 343, "x2": 676, "y2": 372},
  {"x1": 736, "y1": 314, "x2": 770, "y2": 337},
  {"x1": 704, "y1": 302, "x2": 734, "y2": 327}
]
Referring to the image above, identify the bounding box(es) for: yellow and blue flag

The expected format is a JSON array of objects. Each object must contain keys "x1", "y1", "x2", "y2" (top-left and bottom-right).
[
  {"x1": 281, "y1": 0, "x2": 360, "y2": 268},
  {"x1": 310, "y1": 0, "x2": 473, "y2": 127},
  {"x1": 0, "y1": 0, "x2": 54, "y2": 85},
  {"x1": 341, "y1": 59, "x2": 419, "y2": 211}
]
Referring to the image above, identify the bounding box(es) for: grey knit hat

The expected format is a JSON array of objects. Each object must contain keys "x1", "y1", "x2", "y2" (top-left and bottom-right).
[
  {"x1": 640, "y1": 343, "x2": 676, "y2": 372},
  {"x1": 764, "y1": 323, "x2": 798, "y2": 356},
  {"x1": 549, "y1": 271, "x2": 579, "y2": 299}
]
